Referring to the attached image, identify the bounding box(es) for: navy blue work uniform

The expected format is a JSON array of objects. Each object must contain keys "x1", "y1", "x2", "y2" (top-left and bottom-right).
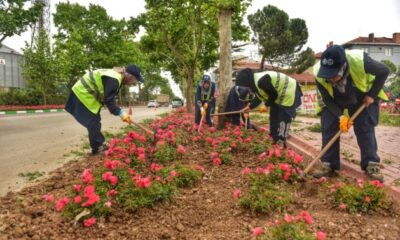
[
  {"x1": 65, "y1": 75, "x2": 122, "y2": 154},
  {"x1": 225, "y1": 86, "x2": 253, "y2": 128},
  {"x1": 317, "y1": 53, "x2": 389, "y2": 171},
  {"x1": 194, "y1": 75, "x2": 216, "y2": 127}
]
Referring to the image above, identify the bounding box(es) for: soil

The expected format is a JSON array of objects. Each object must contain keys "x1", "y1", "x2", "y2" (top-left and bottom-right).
[{"x1": 1, "y1": 115, "x2": 400, "y2": 240}]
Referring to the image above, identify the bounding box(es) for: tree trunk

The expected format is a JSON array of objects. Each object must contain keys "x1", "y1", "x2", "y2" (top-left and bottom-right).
[
  {"x1": 217, "y1": 9, "x2": 232, "y2": 129},
  {"x1": 260, "y1": 55, "x2": 265, "y2": 70},
  {"x1": 185, "y1": 70, "x2": 193, "y2": 113}
]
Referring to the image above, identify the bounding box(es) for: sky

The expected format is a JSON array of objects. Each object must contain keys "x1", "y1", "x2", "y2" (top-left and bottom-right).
[{"x1": 3, "y1": 0, "x2": 400, "y2": 97}]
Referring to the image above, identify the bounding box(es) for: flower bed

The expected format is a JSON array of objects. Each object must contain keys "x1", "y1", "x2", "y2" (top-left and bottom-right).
[
  {"x1": 0, "y1": 109, "x2": 399, "y2": 239},
  {"x1": 0, "y1": 104, "x2": 65, "y2": 111}
]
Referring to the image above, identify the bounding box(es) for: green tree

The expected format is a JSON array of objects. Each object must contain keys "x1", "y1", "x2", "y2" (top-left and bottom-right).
[
  {"x1": 22, "y1": 29, "x2": 57, "y2": 104},
  {"x1": 0, "y1": 0, "x2": 43, "y2": 45},
  {"x1": 382, "y1": 60, "x2": 400, "y2": 100},
  {"x1": 289, "y1": 47, "x2": 315, "y2": 74},
  {"x1": 248, "y1": 4, "x2": 309, "y2": 70},
  {"x1": 139, "y1": 0, "x2": 250, "y2": 113}
]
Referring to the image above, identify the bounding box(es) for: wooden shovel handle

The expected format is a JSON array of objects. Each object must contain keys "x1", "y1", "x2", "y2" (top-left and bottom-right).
[
  {"x1": 303, "y1": 104, "x2": 366, "y2": 174},
  {"x1": 132, "y1": 121, "x2": 153, "y2": 137}
]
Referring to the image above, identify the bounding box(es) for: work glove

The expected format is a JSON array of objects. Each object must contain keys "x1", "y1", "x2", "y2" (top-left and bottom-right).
[
  {"x1": 200, "y1": 107, "x2": 206, "y2": 116},
  {"x1": 243, "y1": 112, "x2": 249, "y2": 119},
  {"x1": 259, "y1": 105, "x2": 268, "y2": 113},
  {"x1": 119, "y1": 110, "x2": 133, "y2": 124},
  {"x1": 339, "y1": 115, "x2": 353, "y2": 133},
  {"x1": 241, "y1": 105, "x2": 250, "y2": 113},
  {"x1": 203, "y1": 102, "x2": 208, "y2": 109}
]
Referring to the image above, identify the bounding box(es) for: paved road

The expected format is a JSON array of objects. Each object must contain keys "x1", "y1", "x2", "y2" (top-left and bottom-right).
[{"x1": 0, "y1": 106, "x2": 171, "y2": 196}]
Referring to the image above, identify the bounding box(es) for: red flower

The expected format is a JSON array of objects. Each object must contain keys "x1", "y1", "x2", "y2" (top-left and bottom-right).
[
  {"x1": 213, "y1": 157, "x2": 222, "y2": 166},
  {"x1": 177, "y1": 145, "x2": 186, "y2": 154},
  {"x1": 240, "y1": 167, "x2": 252, "y2": 175},
  {"x1": 83, "y1": 217, "x2": 96, "y2": 227},
  {"x1": 364, "y1": 196, "x2": 371, "y2": 203},
  {"x1": 56, "y1": 197, "x2": 70, "y2": 212},
  {"x1": 233, "y1": 189, "x2": 241, "y2": 200},
  {"x1": 339, "y1": 203, "x2": 346, "y2": 210},
  {"x1": 284, "y1": 214, "x2": 294, "y2": 223},
  {"x1": 73, "y1": 184, "x2": 82, "y2": 192},
  {"x1": 81, "y1": 169, "x2": 93, "y2": 184},
  {"x1": 107, "y1": 189, "x2": 117, "y2": 197},
  {"x1": 258, "y1": 152, "x2": 266, "y2": 160},
  {"x1": 74, "y1": 195, "x2": 82, "y2": 204},
  {"x1": 252, "y1": 227, "x2": 264, "y2": 237},
  {"x1": 316, "y1": 231, "x2": 327, "y2": 240},
  {"x1": 42, "y1": 194, "x2": 55, "y2": 202}
]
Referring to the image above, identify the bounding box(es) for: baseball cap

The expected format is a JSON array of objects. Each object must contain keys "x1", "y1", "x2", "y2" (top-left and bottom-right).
[
  {"x1": 126, "y1": 64, "x2": 144, "y2": 83},
  {"x1": 317, "y1": 45, "x2": 346, "y2": 79}
]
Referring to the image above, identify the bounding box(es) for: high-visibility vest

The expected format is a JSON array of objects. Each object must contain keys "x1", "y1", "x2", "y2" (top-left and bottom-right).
[
  {"x1": 201, "y1": 84, "x2": 212, "y2": 101},
  {"x1": 313, "y1": 49, "x2": 388, "y2": 114},
  {"x1": 254, "y1": 71, "x2": 296, "y2": 107},
  {"x1": 72, "y1": 69, "x2": 122, "y2": 114}
]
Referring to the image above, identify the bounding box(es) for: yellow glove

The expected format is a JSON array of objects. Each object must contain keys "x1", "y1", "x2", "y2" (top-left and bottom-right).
[
  {"x1": 339, "y1": 116, "x2": 353, "y2": 133},
  {"x1": 200, "y1": 107, "x2": 206, "y2": 116},
  {"x1": 243, "y1": 112, "x2": 249, "y2": 119},
  {"x1": 120, "y1": 110, "x2": 133, "y2": 124},
  {"x1": 259, "y1": 105, "x2": 268, "y2": 113},
  {"x1": 203, "y1": 102, "x2": 208, "y2": 109}
]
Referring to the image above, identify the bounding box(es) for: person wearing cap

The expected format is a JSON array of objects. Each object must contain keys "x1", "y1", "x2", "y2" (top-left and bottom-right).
[
  {"x1": 312, "y1": 45, "x2": 389, "y2": 181},
  {"x1": 235, "y1": 68, "x2": 303, "y2": 146},
  {"x1": 194, "y1": 74, "x2": 216, "y2": 127},
  {"x1": 225, "y1": 85, "x2": 255, "y2": 128},
  {"x1": 65, "y1": 64, "x2": 144, "y2": 155}
]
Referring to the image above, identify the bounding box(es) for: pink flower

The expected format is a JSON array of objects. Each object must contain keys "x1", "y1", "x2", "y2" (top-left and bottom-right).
[
  {"x1": 339, "y1": 203, "x2": 346, "y2": 210},
  {"x1": 258, "y1": 152, "x2": 266, "y2": 160},
  {"x1": 109, "y1": 176, "x2": 119, "y2": 185},
  {"x1": 316, "y1": 231, "x2": 327, "y2": 240},
  {"x1": 369, "y1": 180, "x2": 384, "y2": 188},
  {"x1": 252, "y1": 227, "x2": 264, "y2": 237},
  {"x1": 105, "y1": 201, "x2": 112, "y2": 208},
  {"x1": 73, "y1": 185, "x2": 82, "y2": 192},
  {"x1": 107, "y1": 189, "x2": 117, "y2": 197},
  {"x1": 210, "y1": 152, "x2": 219, "y2": 158},
  {"x1": 206, "y1": 137, "x2": 213, "y2": 144},
  {"x1": 42, "y1": 194, "x2": 55, "y2": 202},
  {"x1": 294, "y1": 154, "x2": 303, "y2": 164},
  {"x1": 364, "y1": 196, "x2": 371, "y2": 203},
  {"x1": 240, "y1": 167, "x2": 252, "y2": 175},
  {"x1": 213, "y1": 157, "x2": 222, "y2": 166},
  {"x1": 74, "y1": 195, "x2": 82, "y2": 204},
  {"x1": 56, "y1": 197, "x2": 70, "y2": 212},
  {"x1": 318, "y1": 177, "x2": 327, "y2": 183},
  {"x1": 177, "y1": 145, "x2": 186, "y2": 154},
  {"x1": 81, "y1": 194, "x2": 100, "y2": 207},
  {"x1": 83, "y1": 217, "x2": 96, "y2": 227},
  {"x1": 137, "y1": 153, "x2": 146, "y2": 162},
  {"x1": 299, "y1": 211, "x2": 313, "y2": 224},
  {"x1": 284, "y1": 214, "x2": 294, "y2": 223},
  {"x1": 81, "y1": 169, "x2": 93, "y2": 184},
  {"x1": 233, "y1": 189, "x2": 241, "y2": 200}
]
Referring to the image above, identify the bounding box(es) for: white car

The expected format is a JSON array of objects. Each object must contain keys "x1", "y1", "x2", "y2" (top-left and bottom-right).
[{"x1": 147, "y1": 100, "x2": 160, "y2": 108}]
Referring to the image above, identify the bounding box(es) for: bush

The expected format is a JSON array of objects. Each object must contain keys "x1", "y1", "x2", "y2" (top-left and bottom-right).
[{"x1": 0, "y1": 88, "x2": 42, "y2": 105}]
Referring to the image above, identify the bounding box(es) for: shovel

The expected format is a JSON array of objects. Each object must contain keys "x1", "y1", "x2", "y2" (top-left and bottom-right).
[{"x1": 301, "y1": 104, "x2": 366, "y2": 177}]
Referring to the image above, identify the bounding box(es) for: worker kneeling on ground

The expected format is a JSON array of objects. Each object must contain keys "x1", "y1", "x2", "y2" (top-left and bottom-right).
[
  {"x1": 235, "y1": 68, "x2": 303, "y2": 147},
  {"x1": 65, "y1": 64, "x2": 144, "y2": 155},
  {"x1": 194, "y1": 75, "x2": 216, "y2": 127},
  {"x1": 312, "y1": 45, "x2": 389, "y2": 182},
  {"x1": 225, "y1": 86, "x2": 255, "y2": 129}
]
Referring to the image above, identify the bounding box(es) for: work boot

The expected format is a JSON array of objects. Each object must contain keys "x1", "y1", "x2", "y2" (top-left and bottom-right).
[
  {"x1": 365, "y1": 162, "x2": 384, "y2": 182},
  {"x1": 91, "y1": 144, "x2": 109, "y2": 155},
  {"x1": 312, "y1": 162, "x2": 338, "y2": 178}
]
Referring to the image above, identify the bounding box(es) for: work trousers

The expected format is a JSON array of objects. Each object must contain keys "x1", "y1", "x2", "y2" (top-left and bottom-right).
[
  {"x1": 320, "y1": 100, "x2": 380, "y2": 170},
  {"x1": 65, "y1": 92, "x2": 105, "y2": 153}
]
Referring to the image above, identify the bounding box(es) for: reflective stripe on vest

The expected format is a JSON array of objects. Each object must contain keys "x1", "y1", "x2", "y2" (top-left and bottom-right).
[
  {"x1": 72, "y1": 69, "x2": 122, "y2": 114},
  {"x1": 254, "y1": 71, "x2": 296, "y2": 107},
  {"x1": 313, "y1": 49, "x2": 388, "y2": 114},
  {"x1": 201, "y1": 86, "x2": 211, "y2": 101}
]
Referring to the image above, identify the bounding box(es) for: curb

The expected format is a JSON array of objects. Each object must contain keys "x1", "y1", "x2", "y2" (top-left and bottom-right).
[
  {"x1": 256, "y1": 125, "x2": 400, "y2": 204},
  {"x1": 0, "y1": 109, "x2": 65, "y2": 115}
]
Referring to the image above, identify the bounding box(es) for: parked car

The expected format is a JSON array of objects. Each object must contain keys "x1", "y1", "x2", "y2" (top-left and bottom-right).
[
  {"x1": 171, "y1": 99, "x2": 184, "y2": 108},
  {"x1": 147, "y1": 100, "x2": 160, "y2": 108}
]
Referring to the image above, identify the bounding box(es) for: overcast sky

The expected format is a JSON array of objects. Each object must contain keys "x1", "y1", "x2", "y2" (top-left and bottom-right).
[{"x1": 3, "y1": 0, "x2": 399, "y2": 98}]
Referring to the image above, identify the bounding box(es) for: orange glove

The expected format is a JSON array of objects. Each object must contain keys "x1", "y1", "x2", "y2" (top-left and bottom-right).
[
  {"x1": 243, "y1": 112, "x2": 249, "y2": 119},
  {"x1": 119, "y1": 110, "x2": 133, "y2": 124},
  {"x1": 200, "y1": 107, "x2": 206, "y2": 116},
  {"x1": 339, "y1": 115, "x2": 353, "y2": 133},
  {"x1": 259, "y1": 105, "x2": 268, "y2": 113}
]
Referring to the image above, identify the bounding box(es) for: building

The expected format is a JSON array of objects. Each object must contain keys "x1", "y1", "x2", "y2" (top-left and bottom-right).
[
  {"x1": 342, "y1": 32, "x2": 400, "y2": 66},
  {"x1": 0, "y1": 44, "x2": 24, "y2": 91}
]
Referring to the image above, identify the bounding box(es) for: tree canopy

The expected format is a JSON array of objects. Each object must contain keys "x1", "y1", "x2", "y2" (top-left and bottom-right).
[
  {"x1": 0, "y1": 0, "x2": 43, "y2": 45},
  {"x1": 248, "y1": 4, "x2": 309, "y2": 70}
]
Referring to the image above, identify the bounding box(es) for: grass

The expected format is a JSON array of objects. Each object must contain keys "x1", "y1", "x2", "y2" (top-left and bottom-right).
[
  {"x1": 380, "y1": 111, "x2": 400, "y2": 127},
  {"x1": 306, "y1": 123, "x2": 321, "y2": 132},
  {"x1": 18, "y1": 171, "x2": 45, "y2": 181}
]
